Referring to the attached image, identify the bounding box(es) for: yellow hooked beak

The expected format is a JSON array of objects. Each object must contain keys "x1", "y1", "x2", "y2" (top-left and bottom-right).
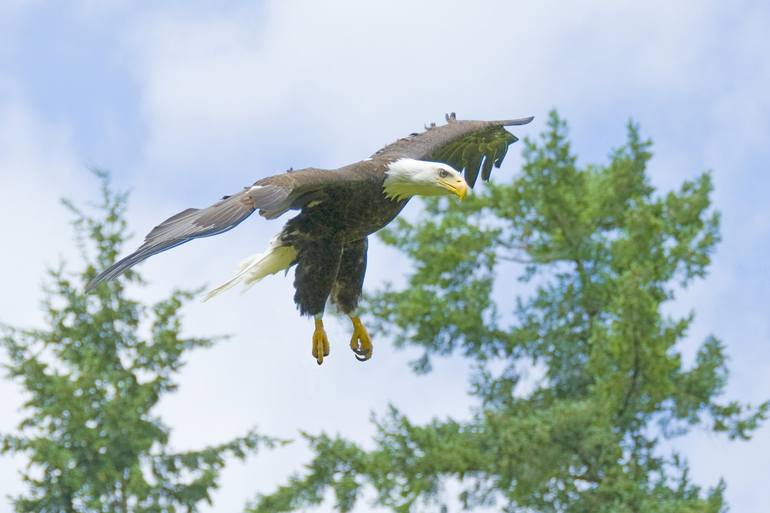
[{"x1": 440, "y1": 178, "x2": 469, "y2": 200}]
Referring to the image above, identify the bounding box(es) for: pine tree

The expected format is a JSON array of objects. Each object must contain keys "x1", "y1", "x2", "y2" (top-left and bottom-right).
[
  {"x1": 247, "y1": 112, "x2": 767, "y2": 513},
  {"x1": 1, "y1": 172, "x2": 282, "y2": 513}
]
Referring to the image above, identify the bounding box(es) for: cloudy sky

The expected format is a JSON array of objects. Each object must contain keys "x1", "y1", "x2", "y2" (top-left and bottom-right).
[{"x1": 1, "y1": 1, "x2": 768, "y2": 512}]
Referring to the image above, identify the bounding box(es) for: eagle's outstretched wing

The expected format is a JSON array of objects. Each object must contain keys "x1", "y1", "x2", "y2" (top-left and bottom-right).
[
  {"x1": 87, "y1": 114, "x2": 534, "y2": 292},
  {"x1": 85, "y1": 167, "x2": 351, "y2": 292},
  {"x1": 373, "y1": 113, "x2": 534, "y2": 187}
]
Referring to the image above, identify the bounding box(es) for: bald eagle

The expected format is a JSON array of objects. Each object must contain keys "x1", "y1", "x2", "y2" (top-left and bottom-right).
[{"x1": 87, "y1": 113, "x2": 533, "y2": 364}]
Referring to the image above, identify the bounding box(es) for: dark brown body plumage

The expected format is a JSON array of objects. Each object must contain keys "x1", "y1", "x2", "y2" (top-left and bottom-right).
[{"x1": 276, "y1": 160, "x2": 407, "y2": 316}]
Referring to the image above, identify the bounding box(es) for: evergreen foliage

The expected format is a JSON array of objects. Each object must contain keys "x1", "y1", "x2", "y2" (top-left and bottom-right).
[
  {"x1": 1, "y1": 172, "x2": 282, "y2": 513},
  {"x1": 248, "y1": 112, "x2": 767, "y2": 513}
]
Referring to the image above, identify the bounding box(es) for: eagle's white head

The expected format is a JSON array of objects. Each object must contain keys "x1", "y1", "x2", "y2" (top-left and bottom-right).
[{"x1": 383, "y1": 158, "x2": 469, "y2": 201}]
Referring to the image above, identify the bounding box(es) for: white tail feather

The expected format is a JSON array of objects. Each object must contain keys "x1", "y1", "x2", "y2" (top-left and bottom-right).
[{"x1": 202, "y1": 237, "x2": 296, "y2": 301}]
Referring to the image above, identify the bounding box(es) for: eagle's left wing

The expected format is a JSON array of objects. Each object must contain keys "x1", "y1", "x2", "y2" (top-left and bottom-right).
[{"x1": 372, "y1": 113, "x2": 534, "y2": 187}]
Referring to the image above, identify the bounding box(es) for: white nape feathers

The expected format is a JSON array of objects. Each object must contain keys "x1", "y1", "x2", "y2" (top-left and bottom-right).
[{"x1": 383, "y1": 158, "x2": 466, "y2": 201}]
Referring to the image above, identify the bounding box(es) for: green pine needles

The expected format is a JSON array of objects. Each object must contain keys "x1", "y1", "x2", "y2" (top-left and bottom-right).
[
  {"x1": 248, "y1": 112, "x2": 768, "y2": 513},
  {"x1": 0, "y1": 172, "x2": 283, "y2": 513}
]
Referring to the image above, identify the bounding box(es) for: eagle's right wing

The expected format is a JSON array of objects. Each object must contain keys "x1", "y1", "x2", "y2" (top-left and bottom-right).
[{"x1": 85, "y1": 167, "x2": 347, "y2": 292}]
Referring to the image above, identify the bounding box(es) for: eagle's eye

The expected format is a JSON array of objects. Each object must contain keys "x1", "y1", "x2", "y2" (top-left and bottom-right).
[{"x1": 438, "y1": 169, "x2": 449, "y2": 178}]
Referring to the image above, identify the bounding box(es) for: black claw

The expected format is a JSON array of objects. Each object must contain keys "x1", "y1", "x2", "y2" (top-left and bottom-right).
[
  {"x1": 352, "y1": 347, "x2": 368, "y2": 356},
  {"x1": 355, "y1": 353, "x2": 370, "y2": 362},
  {"x1": 316, "y1": 359, "x2": 323, "y2": 365}
]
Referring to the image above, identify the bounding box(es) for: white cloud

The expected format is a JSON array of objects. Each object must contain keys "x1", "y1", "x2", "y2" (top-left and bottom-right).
[
  {"x1": 0, "y1": 0, "x2": 38, "y2": 61},
  {"x1": 0, "y1": 93, "x2": 91, "y2": 326},
  {"x1": 73, "y1": 0, "x2": 132, "y2": 20},
  {"x1": 0, "y1": 88, "x2": 97, "y2": 509},
  {"x1": 123, "y1": 0, "x2": 733, "y2": 177},
  {"x1": 0, "y1": 0, "x2": 37, "y2": 20}
]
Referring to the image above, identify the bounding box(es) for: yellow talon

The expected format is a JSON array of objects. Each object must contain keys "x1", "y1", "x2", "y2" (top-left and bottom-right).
[
  {"x1": 312, "y1": 318, "x2": 330, "y2": 365},
  {"x1": 349, "y1": 316, "x2": 373, "y2": 362}
]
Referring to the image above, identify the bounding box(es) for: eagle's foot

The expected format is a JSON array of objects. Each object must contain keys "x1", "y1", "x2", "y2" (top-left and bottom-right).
[
  {"x1": 312, "y1": 319, "x2": 330, "y2": 365},
  {"x1": 349, "y1": 316, "x2": 373, "y2": 362}
]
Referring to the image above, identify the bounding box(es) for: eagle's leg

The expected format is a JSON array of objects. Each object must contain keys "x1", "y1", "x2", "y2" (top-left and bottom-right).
[
  {"x1": 330, "y1": 238, "x2": 372, "y2": 362},
  {"x1": 312, "y1": 314, "x2": 330, "y2": 365},
  {"x1": 349, "y1": 316, "x2": 373, "y2": 362},
  {"x1": 293, "y1": 236, "x2": 344, "y2": 365}
]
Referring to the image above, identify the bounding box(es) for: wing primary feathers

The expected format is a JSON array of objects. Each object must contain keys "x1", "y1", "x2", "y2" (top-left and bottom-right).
[
  {"x1": 372, "y1": 114, "x2": 533, "y2": 185},
  {"x1": 481, "y1": 154, "x2": 495, "y2": 182},
  {"x1": 496, "y1": 116, "x2": 535, "y2": 126},
  {"x1": 465, "y1": 148, "x2": 484, "y2": 188},
  {"x1": 85, "y1": 167, "x2": 361, "y2": 292},
  {"x1": 84, "y1": 189, "x2": 271, "y2": 292},
  {"x1": 85, "y1": 239, "x2": 192, "y2": 292},
  {"x1": 84, "y1": 202, "x2": 256, "y2": 293}
]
